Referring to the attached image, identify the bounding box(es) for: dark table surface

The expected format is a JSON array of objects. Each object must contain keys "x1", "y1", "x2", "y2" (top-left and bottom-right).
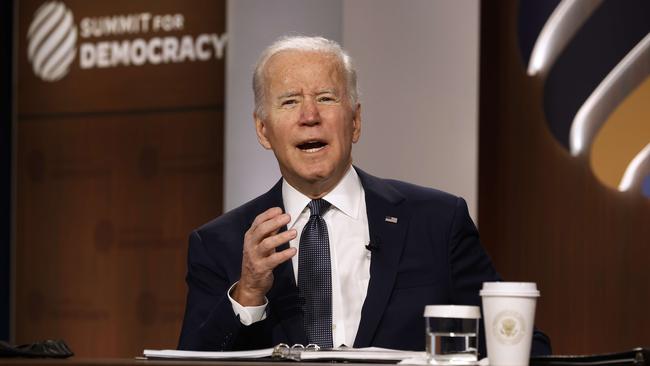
[{"x1": 0, "y1": 359, "x2": 384, "y2": 366}]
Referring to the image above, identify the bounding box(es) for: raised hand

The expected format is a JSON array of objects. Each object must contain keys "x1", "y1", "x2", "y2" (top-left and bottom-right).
[{"x1": 232, "y1": 207, "x2": 297, "y2": 306}]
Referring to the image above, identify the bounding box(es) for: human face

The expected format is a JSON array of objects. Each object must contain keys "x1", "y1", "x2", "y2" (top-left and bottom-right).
[{"x1": 255, "y1": 51, "x2": 361, "y2": 198}]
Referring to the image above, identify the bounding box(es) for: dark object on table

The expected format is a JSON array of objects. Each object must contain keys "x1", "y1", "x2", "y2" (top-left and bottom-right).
[
  {"x1": 531, "y1": 347, "x2": 649, "y2": 366},
  {"x1": 0, "y1": 339, "x2": 74, "y2": 358}
]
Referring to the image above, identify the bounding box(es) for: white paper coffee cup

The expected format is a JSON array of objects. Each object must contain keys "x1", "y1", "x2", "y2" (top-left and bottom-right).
[{"x1": 480, "y1": 282, "x2": 539, "y2": 366}]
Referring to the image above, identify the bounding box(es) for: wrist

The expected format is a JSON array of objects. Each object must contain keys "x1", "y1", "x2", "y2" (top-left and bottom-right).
[{"x1": 232, "y1": 282, "x2": 265, "y2": 306}]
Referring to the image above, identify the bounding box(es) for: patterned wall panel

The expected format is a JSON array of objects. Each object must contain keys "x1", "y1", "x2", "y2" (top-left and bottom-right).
[
  {"x1": 480, "y1": 0, "x2": 650, "y2": 354},
  {"x1": 15, "y1": 0, "x2": 225, "y2": 357}
]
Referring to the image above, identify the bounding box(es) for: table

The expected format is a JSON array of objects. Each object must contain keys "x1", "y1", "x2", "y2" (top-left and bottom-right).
[{"x1": 2, "y1": 349, "x2": 648, "y2": 366}]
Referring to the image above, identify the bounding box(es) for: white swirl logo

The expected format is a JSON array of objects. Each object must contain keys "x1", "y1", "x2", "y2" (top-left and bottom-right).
[{"x1": 27, "y1": 1, "x2": 77, "y2": 82}]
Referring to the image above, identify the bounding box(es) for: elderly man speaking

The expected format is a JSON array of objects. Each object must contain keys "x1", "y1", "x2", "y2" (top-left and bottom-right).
[{"x1": 178, "y1": 36, "x2": 551, "y2": 356}]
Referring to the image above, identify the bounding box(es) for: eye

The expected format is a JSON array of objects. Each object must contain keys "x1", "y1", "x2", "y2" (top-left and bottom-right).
[
  {"x1": 317, "y1": 95, "x2": 337, "y2": 103},
  {"x1": 280, "y1": 99, "x2": 298, "y2": 107}
]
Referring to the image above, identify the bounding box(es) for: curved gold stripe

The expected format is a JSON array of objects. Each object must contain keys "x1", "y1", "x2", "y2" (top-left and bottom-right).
[
  {"x1": 590, "y1": 77, "x2": 650, "y2": 190},
  {"x1": 570, "y1": 33, "x2": 650, "y2": 157},
  {"x1": 619, "y1": 144, "x2": 650, "y2": 192}
]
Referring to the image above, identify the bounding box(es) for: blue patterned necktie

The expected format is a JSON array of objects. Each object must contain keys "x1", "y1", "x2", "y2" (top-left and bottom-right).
[{"x1": 297, "y1": 199, "x2": 333, "y2": 348}]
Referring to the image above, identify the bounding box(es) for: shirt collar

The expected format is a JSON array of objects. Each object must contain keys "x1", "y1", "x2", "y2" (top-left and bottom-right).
[{"x1": 282, "y1": 166, "x2": 363, "y2": 229}]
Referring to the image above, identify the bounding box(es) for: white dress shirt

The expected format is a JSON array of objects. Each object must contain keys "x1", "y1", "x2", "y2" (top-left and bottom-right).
[{"x1": 228, "y1": 166, "x2": 371, "y2": 347}]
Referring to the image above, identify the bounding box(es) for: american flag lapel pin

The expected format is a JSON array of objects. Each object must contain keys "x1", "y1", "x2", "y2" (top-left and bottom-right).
[{"x1": 385, "y1": 216, "x2": 398, "y2": 224}]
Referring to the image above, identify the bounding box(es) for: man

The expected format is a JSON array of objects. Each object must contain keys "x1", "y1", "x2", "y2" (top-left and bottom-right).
[{"x1": 178, "y1": 36, "x2": 551, "y2": 355}]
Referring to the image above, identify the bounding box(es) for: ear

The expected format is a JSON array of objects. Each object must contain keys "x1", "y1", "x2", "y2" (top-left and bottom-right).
[
  {"x1": 351, "y1": 103, "x2": 361, "y2": 143},
  {"x1": 254, "y1": 113, "x2": 273, "y2": 150}
]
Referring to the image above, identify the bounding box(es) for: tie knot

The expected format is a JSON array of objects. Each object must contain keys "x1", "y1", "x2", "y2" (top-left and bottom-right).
[{"x1": 308, "y1": 199, "x2": 331, "y2": 217}]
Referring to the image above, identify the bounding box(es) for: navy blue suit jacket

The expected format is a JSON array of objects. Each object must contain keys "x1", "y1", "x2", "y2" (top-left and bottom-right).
[{"x1": 178, "y1": 168, "x2": 551, "y2": 356}]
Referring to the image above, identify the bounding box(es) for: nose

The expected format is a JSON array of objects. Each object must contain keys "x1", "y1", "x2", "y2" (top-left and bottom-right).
[{"x1": 299, "y1": 97, "x2": 320, "y2": 126}]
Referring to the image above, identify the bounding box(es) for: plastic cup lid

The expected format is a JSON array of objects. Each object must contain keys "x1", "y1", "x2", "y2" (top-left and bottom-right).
[
  {"x1": 479, "y1": 282, "x2": 540, "y2": 297},
  {"x1": 423, "y1": 305, "x2": 481, "y2": 319}
]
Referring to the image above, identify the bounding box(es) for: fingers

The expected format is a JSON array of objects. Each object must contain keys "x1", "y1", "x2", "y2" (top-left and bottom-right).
[
  {"x1": 236, "y1": 207, "x2": 297, "y2": 305},
  {"x1": 250, "y1": 207, "x2": 283, "y2": 230},
  {"x1": 259, "y1": 228, "x2": 294, "y2": 251},
  {"x1": 243, "y1": 207, "x2": 297, "y2": 267},
  {"x1": 266, "y1": 246, "x2": 297, "y2": 267},
  {"x1": 246, "y1": 246, "x2": 296, "y2": 279},
  {"x1": 247, "y1": 208, "x2": 291, "y2": 246}
]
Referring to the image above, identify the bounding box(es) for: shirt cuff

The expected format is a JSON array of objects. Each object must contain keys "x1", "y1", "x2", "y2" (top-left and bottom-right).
[{"x1": 227, "y1": 282, "x2": 268, "y2": 326}]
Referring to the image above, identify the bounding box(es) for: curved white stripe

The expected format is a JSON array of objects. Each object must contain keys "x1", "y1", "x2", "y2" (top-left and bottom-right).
[
  {"x1": 47, "y1": 47, "x2": 76, "y2": 81},
  {"x1": 527, "y1": 0, "x2": 603, "y2": 76},
  {"x1": 570, "y1": 34, "x2": 650, "y2": 157},
  {"x1": 28, "y1": 1, "x2": 57, "y2": 38},
  {"x1": 619, "y1": 143, "x2": 650, "y2": 192},
  {"x1": 41, "y1": 25, "x2": 76, "y2": 77},
  {"x1": 28, "y1": 3, "x2": 65, "y2": 61},
  {"x1": 33, "y1": 9, "x2": 73, "y2": 73}
]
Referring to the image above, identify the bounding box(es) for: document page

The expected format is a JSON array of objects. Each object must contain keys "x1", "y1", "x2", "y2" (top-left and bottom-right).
[
  {"x1": 299, "y1": 347, "x2": 425, "y2": 361},
  {"x1": 144, "y1": 346, "x2": 425, "y2": 362},
  {"x1": 143, "y1": 348, "x2": 274, "y2": 360}
]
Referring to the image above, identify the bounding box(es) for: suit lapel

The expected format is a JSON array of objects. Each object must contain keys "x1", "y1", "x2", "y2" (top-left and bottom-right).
[
  {"x1": 354, "y1": 168, "x2": 410, "y2": 347},
  {"x1": 262, "y1": 179, "x2": 308, "y2": 345}
]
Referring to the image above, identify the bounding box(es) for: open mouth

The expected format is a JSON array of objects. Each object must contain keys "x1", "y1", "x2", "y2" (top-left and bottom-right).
[{"x1": 296, "y1": 140, "x2": 327, "y2": 153}]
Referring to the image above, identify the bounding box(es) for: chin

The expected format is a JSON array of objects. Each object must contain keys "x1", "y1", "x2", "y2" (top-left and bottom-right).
[
  {"x1": 297, "y1": 165, "x2": 336, "y2": 183},
  {"x1": 301, "y1": 170, "x2": 331, "y2": 183}
]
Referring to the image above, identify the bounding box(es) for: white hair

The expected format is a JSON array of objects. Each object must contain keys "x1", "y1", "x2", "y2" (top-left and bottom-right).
[{"x1": 252, "y1": 35, "x2": 359, "y2": 119}]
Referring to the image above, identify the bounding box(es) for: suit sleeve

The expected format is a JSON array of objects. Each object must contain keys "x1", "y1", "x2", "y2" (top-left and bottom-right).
[
  {"x1": 447, "y1": 197, "x2": 552, "y2": 356},
  {"x1": 178, "y1": 230, "x2": 272, "y2": 351}
]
